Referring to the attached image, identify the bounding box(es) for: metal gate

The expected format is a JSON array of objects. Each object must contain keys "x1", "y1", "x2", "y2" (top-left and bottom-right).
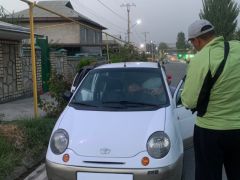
[{"x1": 36, "y1": 37, "x2": 50, "y2": 92}]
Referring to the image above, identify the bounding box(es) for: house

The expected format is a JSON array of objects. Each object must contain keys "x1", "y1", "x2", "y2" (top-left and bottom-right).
[
  {"x1": 102, "y1": 34, "x2": 123, "y2": 54},
  {"x1": 0, "y1": 21, "x2": 42, "y2": 103},
  {"x1": 10, "y1": 0, "x2": 106, "y2": 56}
]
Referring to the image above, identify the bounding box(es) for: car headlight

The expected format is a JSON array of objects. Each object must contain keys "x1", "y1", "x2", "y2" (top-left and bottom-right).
[
  {"x1": 50, "y1": 129, "x2": 69, "y2": 155},
  {"x1": 147, "y1": 131, "x2": 171, "y2": 159}
]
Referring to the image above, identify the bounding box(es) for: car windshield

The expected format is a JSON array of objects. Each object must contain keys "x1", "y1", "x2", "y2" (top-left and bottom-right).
[{"x1": 70, "y1": 67, "x2": 169, "y2": 111}]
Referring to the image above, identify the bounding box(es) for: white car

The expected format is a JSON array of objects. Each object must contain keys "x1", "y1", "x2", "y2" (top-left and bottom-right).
[{"x1": 46, "y1": 62, "x2": 196, "y2": 180}]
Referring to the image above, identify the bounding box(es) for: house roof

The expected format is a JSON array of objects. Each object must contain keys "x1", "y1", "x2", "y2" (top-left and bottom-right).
[
  {"x1": 0, "y1": 21, "x2": 30, "y2": 40},
  {"x1": 12, "y1": 0, "x2": 106, "y2": 30}
]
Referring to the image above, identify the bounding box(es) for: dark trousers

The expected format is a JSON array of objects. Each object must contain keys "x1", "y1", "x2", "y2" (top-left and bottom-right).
[{"x1": 194, "y1": 125, "x2": 240, "y2": 180}]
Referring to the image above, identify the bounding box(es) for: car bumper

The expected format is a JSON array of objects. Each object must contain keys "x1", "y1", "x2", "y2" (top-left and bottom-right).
[{"x1": 46, "y1": 155, "x2": 183, "y2": 180}]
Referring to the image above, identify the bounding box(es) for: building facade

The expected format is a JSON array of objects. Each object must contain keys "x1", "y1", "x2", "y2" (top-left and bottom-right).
[{"x1": 10, "y1": 0, "x2": 106, "y2": 56}]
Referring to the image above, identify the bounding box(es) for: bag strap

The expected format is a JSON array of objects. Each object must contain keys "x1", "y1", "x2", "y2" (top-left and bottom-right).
[
  {"x1": 195, "y1": 41, "x2": 229, "y2": 117},
  {"x1": 211, "y1": 41, "x2": 230, "y2": 84}
]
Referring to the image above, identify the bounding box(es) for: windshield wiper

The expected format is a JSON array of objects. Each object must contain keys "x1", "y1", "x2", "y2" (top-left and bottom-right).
[
  {"x1": 102, "y1": 101, "x2": 160, "y2": 107},
  {"x1": 70, "y1": 101, "x2": 98, "y2": 107}
]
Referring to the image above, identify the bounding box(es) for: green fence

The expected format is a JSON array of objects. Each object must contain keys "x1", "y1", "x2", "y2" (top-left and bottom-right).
[{"x1": 36, "y1": 37, "x2": 50, "y2": 92}]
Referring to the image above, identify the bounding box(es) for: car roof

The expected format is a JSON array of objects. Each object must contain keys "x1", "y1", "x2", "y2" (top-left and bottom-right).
[{"x1": 95, "y1": 62, "x2": 161, "y2": 69}]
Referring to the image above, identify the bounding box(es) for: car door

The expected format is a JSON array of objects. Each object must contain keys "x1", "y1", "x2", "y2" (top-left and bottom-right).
[
  {"x1": 71, "y1": 67, "x2": 93, "y2": 93},
  {"x1": 173, "y1": 79, "x2": 196, "y2": 149}
]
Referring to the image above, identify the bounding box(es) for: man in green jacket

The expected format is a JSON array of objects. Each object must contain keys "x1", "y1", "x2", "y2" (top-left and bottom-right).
[{"x1": 181, "y1": 19, "x2": 240, "y2": 180}]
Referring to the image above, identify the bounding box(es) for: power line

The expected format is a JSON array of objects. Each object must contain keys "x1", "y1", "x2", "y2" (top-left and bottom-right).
[
  {"x1": 132, "y1": 29, "x2": 144, "y2": 43},
  {"x1": 27, "y1": 0, "x2": 136, "y2": 48},
  {"x1": 131, "y1": 34, "x2": 141, "y2": 46},
  {"x1": 0, "y1": 5, "x2": 11, "y2": 16},
  {"x1": 96, "y1": 0, "x2": 127, "y2": 22},
  {"x1": 74, "y1": 0, "x2": 126, "y2": 32}
]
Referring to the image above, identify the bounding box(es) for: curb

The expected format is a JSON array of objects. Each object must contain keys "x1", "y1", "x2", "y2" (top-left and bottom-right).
[{"x1": 24, "y1": 163, "x2": 47, "y2": 180}]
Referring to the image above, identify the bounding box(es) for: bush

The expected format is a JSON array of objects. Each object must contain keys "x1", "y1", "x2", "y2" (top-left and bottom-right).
[
  {"x1": 17, "y1": 118, "x2": 56, "y2": 156},
  {"x1": 39, "y1": 73, "x2": 71, "y2": 117},
  {"x1": 0, "y1": 118, "x2": 56, "y2": 179},
  {"x1": 77, "y1": 58, "x2": 97, "y2": 71}
]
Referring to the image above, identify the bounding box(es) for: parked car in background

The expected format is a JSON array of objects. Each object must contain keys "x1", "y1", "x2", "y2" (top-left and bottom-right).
[
  {"x1": 70, "y1": 61, "x2": 106, "y2": 93},
  {"x1": 46, "y1": 62, "x2": 196, "y2": 180}
]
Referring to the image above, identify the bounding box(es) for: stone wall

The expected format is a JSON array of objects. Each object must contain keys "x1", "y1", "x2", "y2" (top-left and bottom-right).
[
  {"x1": 49, "y1": 49, "x2": 107, "y2": 84},
  {"x1": 0, "y1": 40, "x2": 21, "y2": 102},
  {"x1": 21, "y1": 47, "x2": 42, "y2": 94},
  {"x1": 0, "y1": 40, "x2": 42, "y2": 103},
  {"x1": 50, "y1": 49, "x2": 79, "y2": 83}
]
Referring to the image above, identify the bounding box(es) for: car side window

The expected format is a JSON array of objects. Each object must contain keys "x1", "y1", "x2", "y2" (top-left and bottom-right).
[
  {"x1": 176, "y1": 82, "x2": 184, "y2": 106},
  {"x1": 74, "y1": 73, "x2": 95, "y2": 101}
]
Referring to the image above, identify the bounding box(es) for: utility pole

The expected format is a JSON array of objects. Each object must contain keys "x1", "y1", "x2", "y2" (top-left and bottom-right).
[
  {"x1": 121, "y1": 3, "x2": 136, "y2": 44},
  {"x1": 20, "y1": 0, "x2": 39, "y2": 118},
  {"x1": 142, "y1": 32, "x2": 149, "y2": 51},
  {"x1": 150, "y1": 40, "x2": 157, "y2": 61}
]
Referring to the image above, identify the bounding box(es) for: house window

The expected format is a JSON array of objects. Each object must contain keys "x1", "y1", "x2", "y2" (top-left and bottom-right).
[
  {"x1": 95, "y1": 32, "x2": 101, "y2": 44},
  {"x1": 87, "y1": 29, "x2": 94, "y2": 44},
  {"x1": 80, "y1": 27, "x2": 87, "y2": 44},
  {"x1": 93, "y1": 31, "x2": 96, "y2": 44},
  {"x1": 81, "y1": 27, "x2": 102, "y2": 45}
]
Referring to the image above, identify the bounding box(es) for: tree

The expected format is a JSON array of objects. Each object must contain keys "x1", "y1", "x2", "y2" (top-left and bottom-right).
[
  {"x1": 158, "y1": 42, "x2": 169, "y2": 51},
  {"x1": 0, "y1": 6, "x2": 7, "y2": 19},
  {"x1": 199, "y1": 0, "x2": 240, "y2": 40},
  {"x1": 109, "y1": 44, "x2": 146, "y2": 63},
  {"x1": 176, "y1": 32, "x2": 186, "y2": 50},
  {"x1": 158, "y1": 42, "x2": 169, "y2": 61},
  {"x1": 233, "y1": 28, "x2": 240, "y2": 40}
]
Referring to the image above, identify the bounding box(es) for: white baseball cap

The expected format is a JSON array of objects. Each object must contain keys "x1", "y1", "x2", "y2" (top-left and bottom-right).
[{"x1": 188, "y1": 19, "x2": 214, "y2": 40}]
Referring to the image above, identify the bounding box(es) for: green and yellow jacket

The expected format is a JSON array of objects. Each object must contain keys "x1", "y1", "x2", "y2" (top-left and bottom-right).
[{"x1": 181, "y1": 36, "x2": 240, "y2": 130}]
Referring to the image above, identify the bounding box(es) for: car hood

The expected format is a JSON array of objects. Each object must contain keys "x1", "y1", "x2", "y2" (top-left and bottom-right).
[{"x1": 58, "y1": 107, "x2": 166, "y2": 158}]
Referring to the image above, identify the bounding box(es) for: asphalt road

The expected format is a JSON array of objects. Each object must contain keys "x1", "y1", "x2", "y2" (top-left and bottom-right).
[
  {"x1": 164, "y1": 60, "x2": 187, "y2": 87},
  {"x1": 25, "y1": 61, "x2": 227, "y2": 180}
]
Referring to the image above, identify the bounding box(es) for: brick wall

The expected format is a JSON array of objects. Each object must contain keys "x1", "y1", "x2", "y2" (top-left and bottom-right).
[{"x1": 0, "y1": 43, "x2": 3, "y2": 78}]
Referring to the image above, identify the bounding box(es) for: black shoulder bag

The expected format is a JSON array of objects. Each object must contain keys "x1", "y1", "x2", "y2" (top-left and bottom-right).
[{"x1": 194, "y1": 41, "x2": 230, "y2": 117}]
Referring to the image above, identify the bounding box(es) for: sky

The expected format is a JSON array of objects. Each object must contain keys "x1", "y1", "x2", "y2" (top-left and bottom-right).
[{"x1": 1, "y1": 0, "x2": 240, "y2": 47}]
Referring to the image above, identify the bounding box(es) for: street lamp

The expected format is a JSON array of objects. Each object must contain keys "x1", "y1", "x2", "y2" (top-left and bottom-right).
[
  {"x1": 128, "y1": 19, "x2": 141, "y2": 43},
  {"x1": 140, "y1": 43, "x2": 145, "y2": 49},
  {"x1": 131, "y1": 19, "x2": 142, "y2": 28},
  {"x1": 136, "y1": 19, "x2": 142, "y2": 25}
]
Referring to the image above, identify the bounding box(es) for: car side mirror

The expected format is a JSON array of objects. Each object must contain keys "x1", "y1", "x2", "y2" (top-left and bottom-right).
[
  {"x1": 63, "y1": 90, "x2": 72, "y2": 101},
  {"x1": 167, "y1": 74, "x2": 172, "y2": 85}
]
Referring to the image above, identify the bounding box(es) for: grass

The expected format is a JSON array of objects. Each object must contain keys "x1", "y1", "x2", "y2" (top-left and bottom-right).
[
  {"x1": 0, "y1": 118, "x2": 56, "y2": 179},
  {"x1": 0, "y1": 136, "x2": 22, "y2": 179}
]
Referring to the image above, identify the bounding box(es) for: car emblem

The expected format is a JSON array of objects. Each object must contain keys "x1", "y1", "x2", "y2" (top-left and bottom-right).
[{"x1": 100, "y1": 148, "x2": 111, "y2": 155}]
